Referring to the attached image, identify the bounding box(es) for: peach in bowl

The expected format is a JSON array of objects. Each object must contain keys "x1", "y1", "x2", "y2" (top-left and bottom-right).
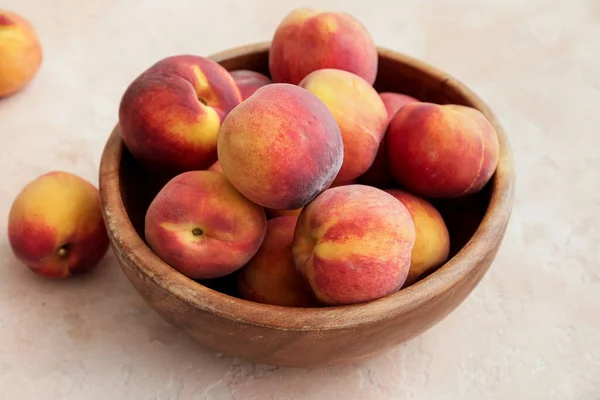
[{"x1": 98, "y1": 41, "x2": 514, "y2": 368}]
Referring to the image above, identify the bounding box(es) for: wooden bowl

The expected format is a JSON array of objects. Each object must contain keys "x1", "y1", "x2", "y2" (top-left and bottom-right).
[{"x1": 98, "y1": 42, "x2": 515, "y2": 368}]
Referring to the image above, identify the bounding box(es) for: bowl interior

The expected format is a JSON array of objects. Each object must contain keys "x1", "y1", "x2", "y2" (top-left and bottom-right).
[{"x1": 116, "y1": 44, "x2": 495, "y2": 300}]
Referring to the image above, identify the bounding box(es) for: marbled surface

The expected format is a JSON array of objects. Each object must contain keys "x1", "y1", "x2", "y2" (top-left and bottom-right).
[{"x1": 1, "y1": 0, "x2": 599, "y2": 399}]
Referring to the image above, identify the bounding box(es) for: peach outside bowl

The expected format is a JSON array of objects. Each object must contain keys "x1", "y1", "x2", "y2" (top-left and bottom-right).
[{"x1": 98, "y1": 42, "x2": 515, "y2": 368}]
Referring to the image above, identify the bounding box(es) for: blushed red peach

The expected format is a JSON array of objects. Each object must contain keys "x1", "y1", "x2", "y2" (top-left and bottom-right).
[
  {"x1": 119, "y1": 55, "x2": 242, "y2": 175},
  {"x1": 217, "y1": 83, "x2": 343, "y2": 210},
  {"x1": 0, "y1": 10, "x2": 42, "y2": 97},
  {"x1": 299, "y1": 69, "x2": 388, "y2": 183},
  {"x1": 358, "y1": 92, "x2": 420, "y2": 188},
  {"x1": 144, "y1": 171, "x2": 267, "y2": 280},
  {"x1": 230, "y1": 69, "x2": 272, "y2": 100},
  {"x1": 237, "y1": 216, "x2": 316, "y2": 307},
  {"x1": 8, "y1": 171, "x2": 109, "y2": 278},
  {"x1": 269, "y1": 8, "x2": 378, "y2": 85},
  {"x1": 292, "y1": 184, "x2": 416, "y2": 305},
  {"x1": 385, "y1": 189, "x2": 450, "y2": 286},
  {"x1": 387, "y1": 103, "x2": 500, "y2": 198}
]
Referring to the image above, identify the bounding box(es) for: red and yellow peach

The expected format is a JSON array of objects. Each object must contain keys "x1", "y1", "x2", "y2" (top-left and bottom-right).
[
  {"x1": 292, "y1": 184, "x2": 416, "y2": 305},
  {"x1": 387, "y1": 103, "x2": 500, "y2": 198},
  {"x1": 385, "y1": 189, "x2": 450, "y2": 286},
  {"x1": 358, "y1": 92, "x2": 420, "y2": 188},
  {"x1": 144, "y1": 170, "x2": 267, "y2": 280},
  {"x1": 217, "y1": 83, "x2": 343, "y2": 210},
  {"x1": 0, "y1": 10, "x2": 42, "y2": 97},
  {"x1": 237, "y1": 216, "x2": 316, "y2": 307},
  {"x1": 299, "y1": 69, "x2": 388, "y2": 183},
  {"x1": 269, "y1": 8, "x2": 378, "y2": 85},
  {"x1": 119, "y1": 55, "x2": 242, "y2": 175},
  {"x1": 8, "y1": 171, "x2": 109, "y2": 278}
]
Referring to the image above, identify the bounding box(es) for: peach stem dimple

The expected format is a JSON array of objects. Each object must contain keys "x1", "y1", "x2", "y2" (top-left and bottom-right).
[
  {"x1": 198, "y1": 97, "x2": 207, "y2": 106},
  {"x1": 191, "y1": 228, "x2": 204, "y2": 236},
  {"x1": 57, "y1": 244, "x2": 71, "y2": 258}
]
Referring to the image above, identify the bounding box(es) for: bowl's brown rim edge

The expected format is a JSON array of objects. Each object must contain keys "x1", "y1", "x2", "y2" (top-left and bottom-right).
[{"x1": 99, "y1": 41, "x2": 516, "y2": 332}]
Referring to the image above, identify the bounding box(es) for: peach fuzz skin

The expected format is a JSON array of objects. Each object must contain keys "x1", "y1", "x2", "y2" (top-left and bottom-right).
[
  {"x1": 230, "y1": 69, "x2": 272, "y2": 100},
  {"x1": 269, "y1": 8, "x2": 378, "y2": 85},
  {"x1": 144, "y1": 171, "x2": 267, "y2": 280},
  {"x1": 299, "y1": 69, "x2": 388, "y2": 183},
  {"x1": 292, "y1": 185, "x2": 416, "y2": 306},
  {"x1": 384, "y1": 189, "x2": 450, "y2": 286},
  {"x1": 358, "y1": 92, "x2": 420, "y2": 188},
  {"x1": 387, "y1": 102, "x2": 500, "y2": 198},
  {"x1": 217, "y1": 83, "x2": 344, "y2": 211},
  {"x1": 8, "y1": 171, "x2": 109, "y2": 278},
  {"x1": 0, "y1": 10, "x2": 42, "y2": 97},
  {"x1": 237, "y1": 216, "x2": 317, "y2": 307},
  {"x1": 119, "y1": 55, "x2": 242, "y2": 175}
]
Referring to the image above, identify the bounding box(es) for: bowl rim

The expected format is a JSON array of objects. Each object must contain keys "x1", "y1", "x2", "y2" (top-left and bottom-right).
[{"x1": 99, "y1": 41, "x2": 515, "y2": 331}]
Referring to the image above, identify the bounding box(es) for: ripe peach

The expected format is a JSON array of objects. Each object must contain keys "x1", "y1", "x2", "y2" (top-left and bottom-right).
[
  {"x1": 269, "y1": 8, "x2": 378, "y2": 85},
  {"x1": 0, "y1": 10, "x2": 42, "y2": 97},
  {"x1": 237, "y1": 216, "x2": 316, "y2": 307},
  {"x1": 119, "y1": 55, "x2": 242, "y2": 175},
  {"x1": 299, "y1": 69, "x2": 388, "y2": 183},
  {"x1": 292, "y1": 184, "x2": 416, "y2": 305},
  {"x1": 357, "y1": 92, "x2": 420, "y2": 188},
  {"x1": 217, "y1": 83, "x2": 343, "y2": 210},
  {"x1": 145, "y1": 171, "x2": 267, "y2": 280},
  {"x1": 384, "y1": 189, "x2": 450, "y2": 286},
  {"x1": 8, "y1": 171, "x2": 109, "y2": 278},
  {"x1": 387, "y1": 103, "x2": 500, "y2": 198},
  {"x1": 230, "y1": 69, "x2": 271, "y2": 100},
  {"x1": 208, "y1": 160, "x2": 223, "y2": 173}
]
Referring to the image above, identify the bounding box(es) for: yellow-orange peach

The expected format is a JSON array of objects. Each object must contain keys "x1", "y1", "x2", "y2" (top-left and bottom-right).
[
  {"x1": 384, "y1": 189, "x2": 450, "y2": 286},
  {"x1": 230, "y1": 69, "x2": 271, "y2": 100},
  {"x1": 269, "y1": 8, "x2": 378, "y2": 85},
  {"x1": 119, "y1": 55, "x2": 242, "y2": 175},
  {"x1": 237, "y1": 216, "x2": 316, "y2": 307},
  {"x1": 299, "y1": 69, "x2": 388, "y2": 183},
  {"x1": 292, "y1": 184, "x2": 416, "y2": 305},
  {"x1": 8, "y1": 171, "x2": 109, "y2": 278},
  {"x1": 217, "y1": 83, "x2": 343, "y2": 210},
  {"x1": 144, "y1": 171, "x2": 267, "y2": 279},
  {"x1": 0, "y1": 10, "x2": 42, "y2": 97},
  {"x1": 387, "y1": 103, "x2": 500, "y2": 198},
  {"x1": 358, "y1": 92, "x2": 420, "y2": 188}
]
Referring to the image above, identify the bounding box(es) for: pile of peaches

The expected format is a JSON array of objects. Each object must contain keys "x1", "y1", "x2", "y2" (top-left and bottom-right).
[{"x1": 6, "y1": 8, "x2": 499, "y2": 308}]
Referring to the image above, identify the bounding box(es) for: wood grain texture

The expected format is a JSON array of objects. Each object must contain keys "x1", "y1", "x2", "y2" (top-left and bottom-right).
[{"x1": 98, "y1": 42, "x2": 515, "y2": 368}]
